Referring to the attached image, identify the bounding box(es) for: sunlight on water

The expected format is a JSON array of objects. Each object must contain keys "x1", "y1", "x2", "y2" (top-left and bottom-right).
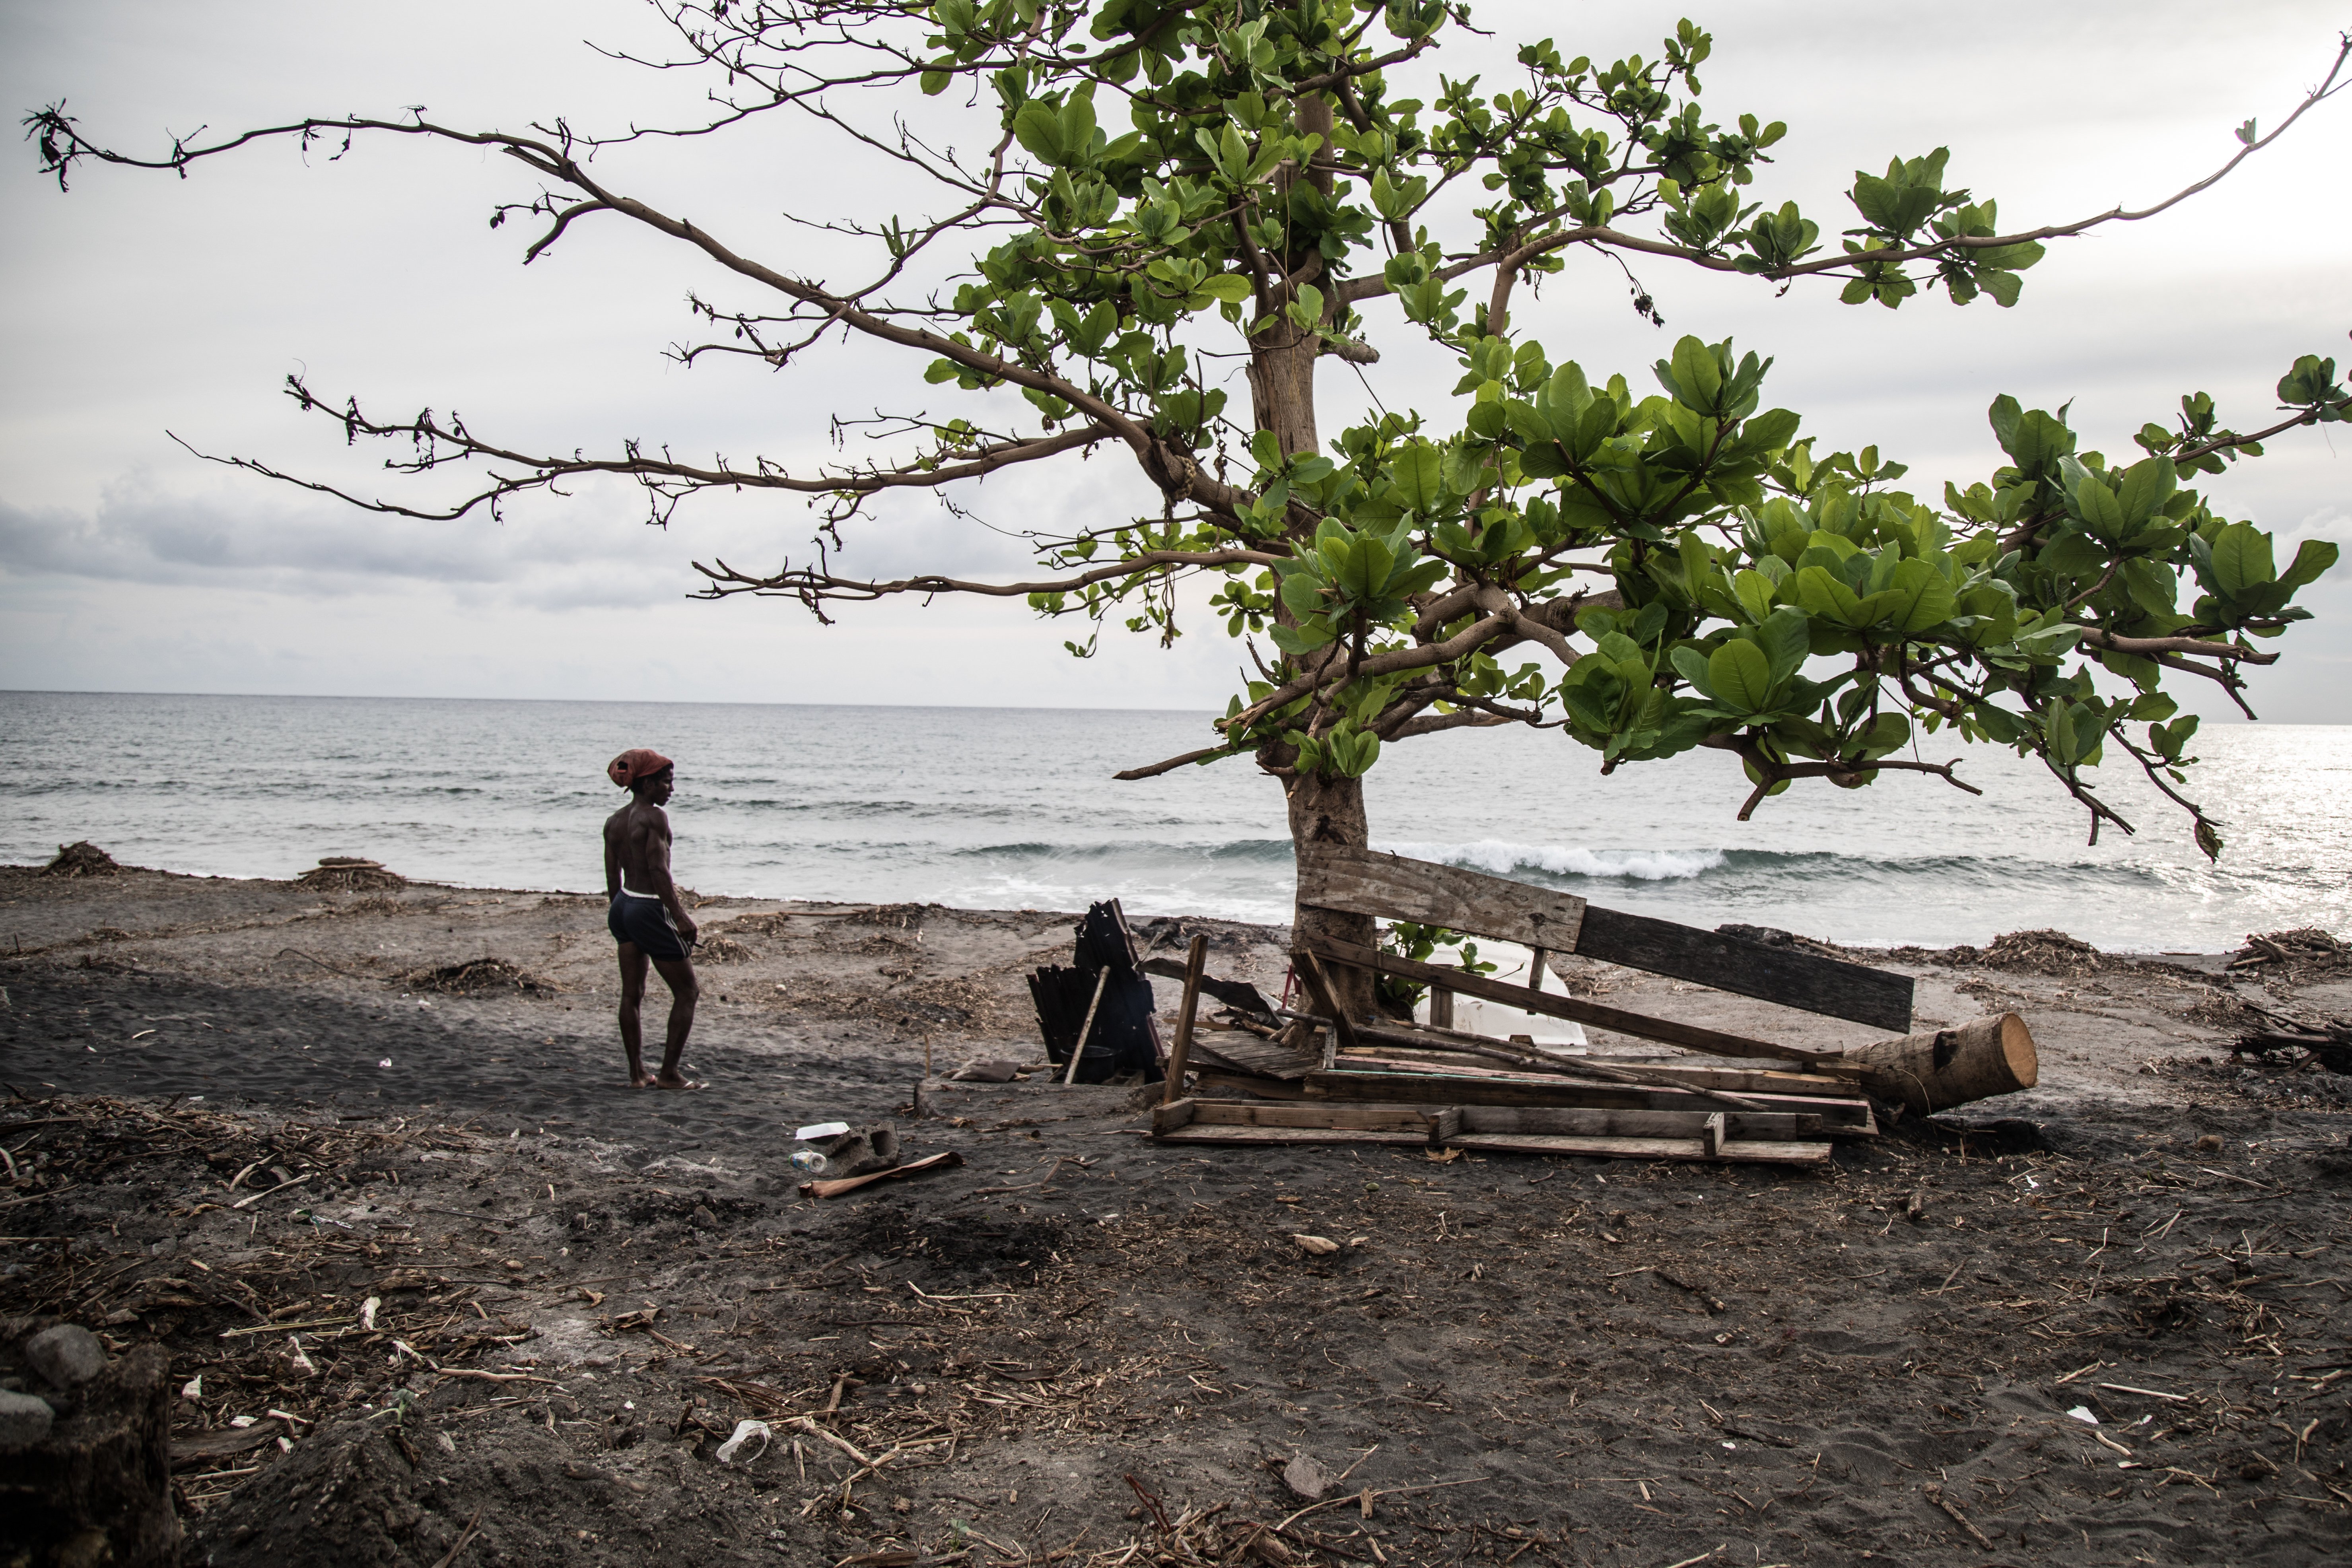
[{"x1": 3, "y1": 692, "x2": 2343, "y2": 952}]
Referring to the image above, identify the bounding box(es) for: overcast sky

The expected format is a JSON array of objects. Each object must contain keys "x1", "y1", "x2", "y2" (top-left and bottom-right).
[{"x1": 3, "y1": 0, "x2": 2346, "y2": 719}]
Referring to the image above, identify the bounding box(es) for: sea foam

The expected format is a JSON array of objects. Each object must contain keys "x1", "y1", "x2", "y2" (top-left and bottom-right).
[{"x1": 1378, "y1": 839, "x2": 1727, "y2": 882}]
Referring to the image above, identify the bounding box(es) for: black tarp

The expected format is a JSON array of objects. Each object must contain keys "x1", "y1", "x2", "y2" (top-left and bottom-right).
[{"x1": 1026, "y1": 900, "x2": 1162, "y2": 1084}]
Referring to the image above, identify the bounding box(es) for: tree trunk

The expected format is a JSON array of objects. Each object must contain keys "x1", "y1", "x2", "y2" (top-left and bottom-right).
[
  {"x1": 1261, "y1": 91, "x2": 1376, "y2": 1016},
  {"x1": 1285, "y1": 767, "x2": 1376, "y2": 1018}
]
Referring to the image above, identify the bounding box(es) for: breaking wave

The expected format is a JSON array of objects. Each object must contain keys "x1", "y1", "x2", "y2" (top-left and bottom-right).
[{"x1": 1379, "y1": 839, "x2": 1728, "y2": 882}]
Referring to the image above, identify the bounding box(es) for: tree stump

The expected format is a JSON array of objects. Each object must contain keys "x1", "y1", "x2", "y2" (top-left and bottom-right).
[{"x1": 0, "y1": 1330, "x2": 181, "y2": 1566}]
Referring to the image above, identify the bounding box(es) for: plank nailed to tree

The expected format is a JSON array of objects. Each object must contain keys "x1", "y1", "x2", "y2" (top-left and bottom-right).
[
  {"x1": 1297, "y1": 932, "x2": 1838, "y2": 1065},
  {"x1": 1296, "y1": 843, "x2": 1586, "y2": 955},
  {"x1": 1298, "y1": 844, "x2": 1909, "y2": 1031},
  {"x1": 1574, "y1": 906, "x2": 1913, "y2": 1032}
]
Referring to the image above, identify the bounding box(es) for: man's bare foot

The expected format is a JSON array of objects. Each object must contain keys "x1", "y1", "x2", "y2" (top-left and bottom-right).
[
  {"x1": 655, "y1": 1073, "x2": 704, "y2": 1091},
  {"x1": 629, "y1": 1068, "x2": 657, "y2": 1089}
]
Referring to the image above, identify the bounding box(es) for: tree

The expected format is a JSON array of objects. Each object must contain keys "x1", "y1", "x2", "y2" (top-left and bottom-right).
[{"x1": 29, "y1": 5, "x2": 2351, "y2": 1007}]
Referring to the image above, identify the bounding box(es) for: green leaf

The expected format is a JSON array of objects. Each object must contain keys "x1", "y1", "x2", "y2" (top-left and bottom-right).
[
  {"x1": 1883, "y1": 558, "x2": 1957, "y2": 633},
  {"x1": 1752, "y1": 606, "x2": 1810, "y2": 683},
  {"x1": 1392, "y1": 441, "x2": 1443, "y2": 512},
  {"x1": 2115, "y1": 455, "x2": 2176, "y2": 527},
  {"x1": 1012, "y1": 103, "x2": 1065, "y2": 164},
  {"x1": 1669, "y1": 645, "x2": 1715, "y2": 698},
  {"x1": 2278, "y1": 538, "x2": 2340, "y2": 593},
  {"x1": 1197, "y1": 274, "x2": 1254, "y2": 304},
  {"x1": 2072, "y1": 476, "x2": 2125, "y2": 542},
  {"x1": 1707, "y1": 638, "x2": 1774, "y2": 713},
  {"x1": 2209, "y1": 521, "x2": 2276, "y2": 597},
  {"x1": 1793, "y1": 565, "x2": 1864, "y2": 626}
]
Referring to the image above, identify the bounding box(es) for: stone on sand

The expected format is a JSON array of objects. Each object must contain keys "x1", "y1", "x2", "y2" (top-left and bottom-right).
[
  {"x1": 0, "y1": 1387, "x2": 56, "y2": 1448},
  {"x1": 25, "y1": 1323, "x2": 109, "y2": 1390}
]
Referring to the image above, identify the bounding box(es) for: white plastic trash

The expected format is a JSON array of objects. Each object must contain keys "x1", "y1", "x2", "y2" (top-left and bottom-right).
[
  {"x1": 715, "y1": 1418, "x2": 772, "y2": 1465},
  {"x1": 795, "y1": 1121, "x2": 851, "y2": 1141}
]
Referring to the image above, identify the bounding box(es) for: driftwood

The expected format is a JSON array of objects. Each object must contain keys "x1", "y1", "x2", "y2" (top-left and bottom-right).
[{"x1": 1845, "y1": 1012, "x2": 2038, "y2": 1113}]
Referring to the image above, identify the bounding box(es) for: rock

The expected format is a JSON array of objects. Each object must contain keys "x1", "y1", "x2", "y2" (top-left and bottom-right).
[
  {"x1": 25, "y1": 1323, "x2": 109, "y2": 1389},
  {"x1": 1281, "y1": 1452, "x2": 1334, "y2": 1501},
  {"x1": 0, "y1": 1387, "x2": 56, "y2": 1448}
]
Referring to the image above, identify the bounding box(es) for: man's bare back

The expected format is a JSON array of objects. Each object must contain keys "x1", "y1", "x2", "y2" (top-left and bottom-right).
[{"x1": 603, "y1": 748, "x2": 701, "y2": 1090}]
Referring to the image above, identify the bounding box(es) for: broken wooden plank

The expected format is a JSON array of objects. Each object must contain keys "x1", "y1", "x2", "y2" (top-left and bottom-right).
[
  {"x1": 1172, "y1": 1099, "x2": 1429, "y2": 1133},
  {"x1": 1153, "y1": 1124, "x2": 1428, "y2": 1150},
  {"x1": 1341, "y1": 1044, "x2": 1860, "y2": 1094},
  {"x1": 1573, "y1": 905, "x2": 1913, "y2": 1032},
  {"x1": 1293, "y1": 950, "x2": 1361, "y2": 1055},
  {"x1": 1298, "y1": 843, "x2": 1910, "y2": 1030},
  {"x1": 1445, "y1": 1131, "x2": 1831, "y2": 1166},
  {"x1": 1305, "y1": 1069, "x2": 1875, "y2": 1131},
  {"x1": 1187, "y1": 1033, "x2": 1320, "y2": 1081},
  {"x1": 1191, "y1": 1069, "x2": 1313, "y2": 1100},
  {"x1": 1299, "y1": 932, "x2": 1836, "y2": 1065},
  {"x1": 1141, "y1": 955, "x2": 1275, "y2": 1016},
  {"x1": 1161, "y1": 934, "x2": 1209, "y2": 1107},
  {"x1": 1458, "y1": 1104, "x2": 1814, "y2": 1141},
  {"x1": 1297, "y1": 843, "x2": 1587, "y2": 954},
  {"x1": 798, "y1": 1150, "x2": 964, "y2": 1200}
]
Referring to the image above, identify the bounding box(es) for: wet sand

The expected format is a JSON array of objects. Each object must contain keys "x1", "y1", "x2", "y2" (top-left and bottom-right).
[{"x1": 2, "y1": 863, "x2": 2347, "y2": 1567}]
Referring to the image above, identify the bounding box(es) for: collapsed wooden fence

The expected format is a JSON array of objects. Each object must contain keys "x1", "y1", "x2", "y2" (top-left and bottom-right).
[{"x1": 1152, "y1": 845, "x2": 2037, "y2": 1167}]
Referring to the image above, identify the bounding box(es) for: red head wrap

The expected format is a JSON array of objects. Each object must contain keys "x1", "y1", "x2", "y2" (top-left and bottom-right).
[{"x1": 608, "y1": 748, "x2": 674, "y2": 789}]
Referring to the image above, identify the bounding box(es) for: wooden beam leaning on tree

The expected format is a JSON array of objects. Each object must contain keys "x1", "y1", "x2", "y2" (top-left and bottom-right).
[{"x1": 1294, "y1": 841, "x2": 1907, "y2": 1046}]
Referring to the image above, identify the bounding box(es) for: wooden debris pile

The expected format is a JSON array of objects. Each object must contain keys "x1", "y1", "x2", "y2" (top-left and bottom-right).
[
  {"x1": 2226, "y1": 926, "x2": 2348, "y2": 977},
  {"x1": 295, "y1": 856, "x2": 406, "y2": 892},
  {"x1": 399, "y1": 957, "x2": 558, "y2": 995},
  {"x1": 1140, "y1": 847, "x2": 2040, "y2": 1168},
  {"x1": 42, "y1": 840, "x2": 121, "y2": 877},
  {"x1": 2230, "y1": 998, "x2": 2352, "y2": 1075}
]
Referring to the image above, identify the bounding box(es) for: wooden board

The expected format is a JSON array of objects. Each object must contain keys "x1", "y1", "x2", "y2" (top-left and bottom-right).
[
  {"x1": 1305, "y1": 1069, "x2": 1876, "y2": 1131},
  {"x1": 1448, "y1": 1132, "x2": 1831, "y2": 1166},
  {"x1": 1298, "y1": 932, "x2": 1837, "y2": 1065},
  {"x1": 1151, "y1": 1121, "x2": 1829, "y2": 1165},
  {"x1": 1187, "y1": 1034, "x2": 1320, "y2": 1081},
  {"x1": 1573, "y1": 906, "x2": 1912, "y2": 1032},
  {"x1": 1191, "y1": 1070, "x2": 1313, "y2": 1101},
  {"x1": 1456, "y1": 1104, "x2": 1811, "y2": 1140},
  {"x1": 1339, "y1": 1046, "x2": 1862, "y2": 1094},
  {"x1": 1157, "y1": 1099, "x2": 1429, "y2": 1134},
  {"x1": 1297, "y1": 843, "x2": 1586, "y2": 954},
  {"x1": 1161, "y1": 1097, "x2": 1810, "y2": 1141},
  {"x1": 1297, "y1": 843, "x2": 1910, "y2": 1031},
  {"x1": 1154, "y1": 1124, "x2": 1429, "y2": 1150}
]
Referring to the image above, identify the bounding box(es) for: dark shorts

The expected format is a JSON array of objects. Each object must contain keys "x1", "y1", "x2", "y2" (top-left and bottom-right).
[{"x1": 609, "y1": 893, "x2": 690, "y2": 963}]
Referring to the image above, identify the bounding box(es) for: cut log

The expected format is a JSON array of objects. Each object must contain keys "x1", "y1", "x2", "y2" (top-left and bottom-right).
[{"x1": 1846, "y1": 1012, "x2": 2037, "y2": 1113}]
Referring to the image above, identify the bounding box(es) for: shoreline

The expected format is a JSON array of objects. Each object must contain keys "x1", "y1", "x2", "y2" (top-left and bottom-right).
[{"x1": 0, "y1": 856, "x2": 2269, "y2": 962}]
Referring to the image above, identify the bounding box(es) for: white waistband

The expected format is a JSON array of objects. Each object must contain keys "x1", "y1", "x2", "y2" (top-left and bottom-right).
[{"x1": 616, "y1": 883, "x2": 660, "y2": 900}]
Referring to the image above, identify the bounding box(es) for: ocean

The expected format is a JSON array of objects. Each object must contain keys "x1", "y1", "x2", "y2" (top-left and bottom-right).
[{"x1": 4, "y1": 690, "x2": 2344, "y2": 952}]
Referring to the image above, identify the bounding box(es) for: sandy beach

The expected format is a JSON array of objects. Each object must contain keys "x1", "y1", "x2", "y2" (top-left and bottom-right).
[{"x1": 3, "y1": 861, "x2": 2348, "y2": 1567}]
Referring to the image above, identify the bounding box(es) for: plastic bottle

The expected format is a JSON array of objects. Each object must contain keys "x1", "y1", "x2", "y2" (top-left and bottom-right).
[{"x1": 790, "y1": 1148, "x2": 829, "y2": 1175}]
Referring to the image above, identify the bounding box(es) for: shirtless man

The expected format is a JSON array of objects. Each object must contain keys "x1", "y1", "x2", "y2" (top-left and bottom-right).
[{"x1": 603, "y1": 748, "x2": 701, "y2": 1089}]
